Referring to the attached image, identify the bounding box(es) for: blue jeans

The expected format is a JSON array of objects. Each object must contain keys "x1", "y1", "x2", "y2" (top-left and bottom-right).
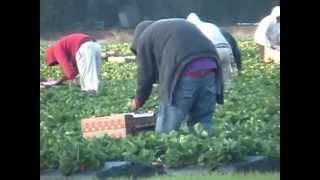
[{"x1": 156, "y1": 73, "x2": 217, "y2": 134}]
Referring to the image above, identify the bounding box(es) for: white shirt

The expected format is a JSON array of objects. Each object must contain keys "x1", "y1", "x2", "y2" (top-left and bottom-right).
[
  {"x1": 254, "y1": 6, "x2": 280, "y2": 47},
  {"x1": 186, "y1": 13, "x2": 229, "y2": 46},
  {"x1": 266, "y1": 22, "x2": 280, "y2": 47}
]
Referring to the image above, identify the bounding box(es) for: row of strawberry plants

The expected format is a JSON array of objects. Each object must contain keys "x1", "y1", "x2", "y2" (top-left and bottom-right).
[{"x1": 40, "y1": 38, "x2": 279, "y2": 176}]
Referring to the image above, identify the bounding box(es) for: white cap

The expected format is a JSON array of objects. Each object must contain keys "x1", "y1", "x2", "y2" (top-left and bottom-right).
[
  {"x1": 271, "y1": 6, "x2": 280, "y2": 18},
  {"x1": 186, "y1": 12, "x2": 202, "y2": 24}
]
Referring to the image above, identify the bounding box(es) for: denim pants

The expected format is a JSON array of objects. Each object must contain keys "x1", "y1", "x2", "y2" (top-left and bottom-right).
[{"x1": 156, "y1": 73, "x2": 217, "y2": 134}]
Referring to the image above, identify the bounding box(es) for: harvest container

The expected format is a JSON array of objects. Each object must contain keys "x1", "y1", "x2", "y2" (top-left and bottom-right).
[{"x1": 81, "y1": 112, "x2": 155, "y2": 139}]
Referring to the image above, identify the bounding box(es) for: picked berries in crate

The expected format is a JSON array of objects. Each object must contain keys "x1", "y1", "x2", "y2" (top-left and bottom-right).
[{"x1": 81, "y1": 112, "x2": 155, "y2": 139}]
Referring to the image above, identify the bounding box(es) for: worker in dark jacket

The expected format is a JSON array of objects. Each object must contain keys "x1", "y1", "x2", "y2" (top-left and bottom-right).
[
  {"x1": 130, "y1": 19, "x2": 224, "y2": 134},
  {"x1": 220, "y1": 29, "x2": 242, "y2": 72}
]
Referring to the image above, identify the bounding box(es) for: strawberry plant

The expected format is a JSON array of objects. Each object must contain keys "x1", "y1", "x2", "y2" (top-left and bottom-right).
[{"x1": 40, "y1": 38, "x2": 279, "y2": 176}]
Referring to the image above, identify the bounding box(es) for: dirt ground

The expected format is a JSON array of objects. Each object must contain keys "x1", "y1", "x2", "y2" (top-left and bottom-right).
[
  {"x1": 40, "y1": 25, "x2": 256, "y2": 44},
  {"x1": 222, "y1": 26, "x2": 256, "y2": 38}
]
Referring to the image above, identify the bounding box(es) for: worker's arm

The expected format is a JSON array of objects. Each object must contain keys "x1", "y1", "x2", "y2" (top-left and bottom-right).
[
  {"x1": 40, "y1": 76, "x2": 68, "y2": 87},
  {"x1": 132, "y1": 43, "x2": 156, "y2": 110},
  {"x1": 54, "y1": 45, "x2": 79, "y2": 80},
  {"x1": 220, "y1": 29, "x2": 242, "y2": 71},
  {"x1": 52, "y1": 76, "x2": 68, "y2": 85}
]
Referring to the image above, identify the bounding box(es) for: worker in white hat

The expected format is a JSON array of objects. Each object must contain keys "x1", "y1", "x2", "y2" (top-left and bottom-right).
[
  {"x1": 186, "y1": 12, "x2": 236, "y2": 88},
  {"x1": 254, "y1": 6, "x2": 280, "y2": 63}
]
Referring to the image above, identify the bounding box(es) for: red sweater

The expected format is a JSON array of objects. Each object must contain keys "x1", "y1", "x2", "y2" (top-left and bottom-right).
[{"x1": 46, "y1": 33, "x2": 95, "y2": 79}]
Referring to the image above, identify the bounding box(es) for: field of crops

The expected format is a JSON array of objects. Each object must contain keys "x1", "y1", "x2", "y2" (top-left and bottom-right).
[{"x1": 40, "y1": 38, "x2": 280, "y2": 176}]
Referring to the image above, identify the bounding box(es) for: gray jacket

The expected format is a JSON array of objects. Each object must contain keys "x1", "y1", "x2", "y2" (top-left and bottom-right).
[{"x1": 131, "y1": 19, "x2": 224, "y2": 106}]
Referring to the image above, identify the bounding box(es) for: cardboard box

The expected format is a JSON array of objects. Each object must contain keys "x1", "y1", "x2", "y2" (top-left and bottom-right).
[
  {"x1": 264, "y1": 47, "x2": 280, "y2": 64},
  {"x1": 81, "y1": 112, "x2": 155, "y2": 139},
  {"x1": 107, "y1": 56, "x2": 135, "y2": 63}
]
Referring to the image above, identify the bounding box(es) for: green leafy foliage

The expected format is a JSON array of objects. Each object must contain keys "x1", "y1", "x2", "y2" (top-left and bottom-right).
[{"x1": 40, "y1": 38, "x2": 279, "y2": 176}]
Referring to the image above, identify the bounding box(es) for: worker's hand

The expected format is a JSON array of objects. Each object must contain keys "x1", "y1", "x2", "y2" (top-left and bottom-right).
[
  {"x1": 41, "y1": 80, "x2": 60, "y2": 87},
  {"x1": 131, "y1": 99, "x2": 141, "y2": 111}
]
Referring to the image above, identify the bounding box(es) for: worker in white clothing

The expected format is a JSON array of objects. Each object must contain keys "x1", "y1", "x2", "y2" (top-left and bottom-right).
[
  {"x1": 254, "y1": 6, "x2": 280, "y2": 63},
  {"x1": 266, "y1": 16, "x2": 280, "y2": 50},
  {"x1": 186, "y1": 12, "x2": 236, "y2": 88}
]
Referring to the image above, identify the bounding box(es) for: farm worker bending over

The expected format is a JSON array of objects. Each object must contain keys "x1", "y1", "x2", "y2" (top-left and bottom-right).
[
  {"x1": 186, "y1": 12, "x2": 238, "y2": 88},
  {"x1": 254, "y1": 6, "x2": 280, "y2": 63},
  {"x1": 266, "y1": 16, "x2": 280, "y2": 49},
  {"x1": 219, "y1": 29, "x2": 242, "y2": 73},
  {"x1": 130, "y1": 19, "x2": 224, "y2": 134},
  {"x1": 264, "y1": 15, "x2": 280, "y2": 63},
  {"x1": 45, "y1": 33, "x2": 102, "y2": 92}
]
